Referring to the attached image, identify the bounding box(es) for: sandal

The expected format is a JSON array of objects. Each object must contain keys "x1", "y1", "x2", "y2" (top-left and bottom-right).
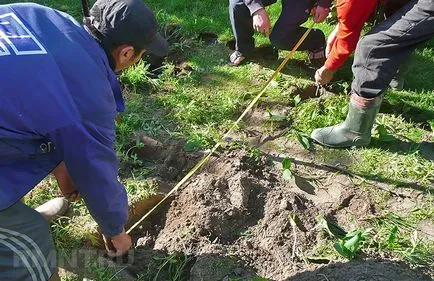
[{"x1": 229, "y1": 51, "x2": 247, "y2": 66}]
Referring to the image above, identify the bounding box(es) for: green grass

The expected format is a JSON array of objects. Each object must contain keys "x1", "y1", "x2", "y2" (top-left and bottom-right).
[
  {"x1": 369, "y1": 210, "x2": 434, "y2": 266},
  {"x1": 311, "y1": 208, "x2": 434, "y2": 268},
  {"x1": 5, "y1": 0, "x2": 433, "y2": 279}
]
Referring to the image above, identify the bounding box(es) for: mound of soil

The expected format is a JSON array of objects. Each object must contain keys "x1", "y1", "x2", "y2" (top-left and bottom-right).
[
  {"x1": 125, "y1": 146, "x2": 429, "y2": 280},
  {"x1": 122, "y1": 132, "x2": 431, "y2": 280}
]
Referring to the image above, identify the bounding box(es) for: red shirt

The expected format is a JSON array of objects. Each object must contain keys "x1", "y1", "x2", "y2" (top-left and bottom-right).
[{"x1": 325, "y1": 0, "x2": 378, "y2": 70}]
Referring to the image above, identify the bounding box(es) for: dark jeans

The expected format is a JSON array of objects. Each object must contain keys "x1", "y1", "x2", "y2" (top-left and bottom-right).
[
  {"x1": 229, "y1": 0, "x2": 326, "y2": 56},
  {"x1": 352, "y1": 0, "x2": 434, "y2": 98},
  {"x1": 0, "y1": 201, "x2": 56, "y2": 281}
]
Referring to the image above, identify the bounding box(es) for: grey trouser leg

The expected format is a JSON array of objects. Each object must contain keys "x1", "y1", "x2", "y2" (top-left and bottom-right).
[
  {"x1": 352, "y1": 0, "x2": 434, "y2": 98},
  {"x1": 0, "y1": 201, "x2": 57, "y2": 281},
  {"x1": 229, "y1": 0, "x2": 277, "y2": 56}
]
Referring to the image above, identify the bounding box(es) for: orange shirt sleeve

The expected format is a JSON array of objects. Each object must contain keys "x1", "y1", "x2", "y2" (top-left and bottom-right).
[{"x1": 324, "y1": 0, "x2": 378, "y2": 71}]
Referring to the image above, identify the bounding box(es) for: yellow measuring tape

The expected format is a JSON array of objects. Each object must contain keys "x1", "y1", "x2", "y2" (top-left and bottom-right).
[{"x1": 127, "y1": 23, "x2": 314, "y2": 235}]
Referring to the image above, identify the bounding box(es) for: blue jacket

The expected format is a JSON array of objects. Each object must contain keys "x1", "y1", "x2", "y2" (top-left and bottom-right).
[{"x1": 0, "y1": 3, "x2": 128, "y2": 237}]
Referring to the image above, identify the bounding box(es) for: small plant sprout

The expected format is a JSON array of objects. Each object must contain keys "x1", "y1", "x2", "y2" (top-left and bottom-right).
[
  {"x1": 375, "y1": 122, "x2": 395, "y2": 142},
  {"x1": 317, "y1": 216, "x2": 372, "y2": 260},
  {"x1": 266, "y1": 107, "x2": 288, "y2": 122},
  {"x1": 293, "y1": 94, "x2": 302, "y2": 106},
  {"x1": 248, "y1": 147, "x2": 262, "y2": 161},
  {"x1": 282, "y1": 158, "x2": 293, "y2": 181},
  {"x1": 295, "y1": 131, "x2": 312, "y2": 151},
  {"x1": 334, "y1": 229, "x2": 372, "y2": 260}
]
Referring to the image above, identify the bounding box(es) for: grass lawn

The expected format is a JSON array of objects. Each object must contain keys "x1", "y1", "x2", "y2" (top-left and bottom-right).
[{"x1": 3, "y1": 0, "x2": 433, "y2": 280}]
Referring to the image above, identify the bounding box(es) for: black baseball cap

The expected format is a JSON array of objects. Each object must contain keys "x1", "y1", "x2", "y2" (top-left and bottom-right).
[{"x1": 88, "y1": 0, "x2": 168, "y2": 57}]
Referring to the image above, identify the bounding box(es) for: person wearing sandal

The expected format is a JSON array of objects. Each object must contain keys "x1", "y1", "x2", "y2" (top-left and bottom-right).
[{"x1": 229, "y1": 0, "x2": 331, "y2": 66}]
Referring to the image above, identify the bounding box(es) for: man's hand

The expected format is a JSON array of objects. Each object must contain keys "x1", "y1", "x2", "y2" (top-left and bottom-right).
[
  {"x1": 52, "y1": 162, "x2": 80, "y2": 202},
  {"x1": 253, "y1": 8, "x2": 271, "y2": 37},
  {"x1": 312, "y1": 6, "x2": 330, "y2": 23},
  {"x1": 103, "y1": 231, "x2": 132, "y2": 257},
  {"x1": 315, "y1": 65, "x2": 335, "y2": 85}
]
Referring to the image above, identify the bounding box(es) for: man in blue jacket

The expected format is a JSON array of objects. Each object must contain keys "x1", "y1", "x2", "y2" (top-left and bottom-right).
[{"x1": 0, "y1": 0, "x2": 168, "y2": 280}]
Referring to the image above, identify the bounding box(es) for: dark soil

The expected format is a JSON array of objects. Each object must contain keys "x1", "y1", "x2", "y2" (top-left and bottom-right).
[
  {"x1": 199, "y1": 32, "x2": 218, "y2": 45},
  {"x1": 133, "y1": 134, "x2": 202, "y2": 182},
  {"x1": 121, "y1": 97, "x2": 432, "y2": 280},
  {"x1": 123, "y1": 139, "x2": 431, "y2": 280}
]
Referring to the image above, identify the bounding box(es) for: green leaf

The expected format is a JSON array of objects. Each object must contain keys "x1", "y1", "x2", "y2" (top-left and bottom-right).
[
  {"x1": 334, "y1": 242, "x2": 352, "y2": 259},
  {"x1": 318, "y1": 216, "x2": 347, "y2": 239},
  {"x1": 310, "y1": 110, "x2": 317, "y2": 120},
  {"x1": 294, "y1": 94, "x2": 301, "y2": 106},
  {"x1": 183, "y1": 140, "x2": 201, "y2": 152},
  {"x1": 388, "y1": 225, "x2": 399, "y2": 245},
  {"x1": 345, "y1": 230, "x2": 362, "y2": 238},
  {"x1": 376, "y1": 124, "x2": 395, "y2": 142},
  {"x1": 341, "y1": 105, "x2": 348, "y2": 115},
  {"x1": 296, "y1": 132, "x2": 312, "y2": 150},
  {"x1": 343, "y1": 232, "x2": 362, "y2": 252},
  {"x1": 428, "y1": 120, "x2": 434, "y2": 131},
  {"x1": 305, "y1": 256, "x2": 330, "y2": 264},
  {"x1": 266, "y1": 107, "x2": 273, "y2": 117},
  {"x1": 283, "y1": 169, "x2": 293, "y2": 181},
  {"x1": 269, "y1": 114, "x2": 288, "y2": 122},
  {"x1": 252, "y1": 278, "x2": 270, "y2": 281},
  {"x1": 361, "y1": 228, "x2": 373, "y2": 239},
  {"x1": 289, "y1": 214, "x2": 298, "y2": 228},
  {"x1": 135, "y1": 137, "x2": 145, "y2": 148},
  {"x1": 294, "y1": 175, "x2": 316, "y2": 194},
  {"x1": 282, "y1": 158, "x2": 292, "y2": 170}
]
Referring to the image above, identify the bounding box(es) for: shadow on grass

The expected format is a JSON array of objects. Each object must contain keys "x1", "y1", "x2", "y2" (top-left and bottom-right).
[
  {"x1": 370, "y1": 137, "x2": 434, "y2": 161},
  {"x1": 228, "y1": 42, "x2": 317, "y2": 81},
  {"x1": 403, "y1": 45, "x2": 434, "y2": 93},
  {"x1": 381, "y1": 97, "x2": 434, "y2": 131},
  {"x1": 304, "y1": 159, "x2": 433, "y2": 194},
  {"x1": 270, "y1": 154, "x2": 433, "y2": 195}
]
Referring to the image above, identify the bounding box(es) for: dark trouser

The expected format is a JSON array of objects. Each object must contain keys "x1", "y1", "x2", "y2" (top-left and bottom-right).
[
  {"x1": 352, "y1": 0, "x2": 434, "y2": 98},
  {"x1": 229, "y1": 0, "x2": 326, "y2": 56},
  {"x1": 0, "y1": 202, "x2": 56, "y2": 281}
]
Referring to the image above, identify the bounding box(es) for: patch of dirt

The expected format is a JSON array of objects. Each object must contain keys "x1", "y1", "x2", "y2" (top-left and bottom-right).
[
  {"x1": 225, "y1": 39, "x2": 236, "y2": 50},
  {"x1": 133, "y1": 134, "x2": 202, "y2": 182},
  {"x1": 199, "y1": 32, "x2": 218, "y2": 45},
  {"x1": 127, "y1": 146, "x2": 417, "y2": 280},
  {"x1": 144, "y1": 24, "x2": 195, "y2": 76},
  {"x1": 418, "y1": 219, "x2": 434, "y2": 242},
  {"x1": 123, "y1": 135, "x2": 431, "y2": 280}
]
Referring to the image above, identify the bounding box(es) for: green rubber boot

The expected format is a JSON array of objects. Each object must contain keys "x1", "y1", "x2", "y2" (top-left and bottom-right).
[{"x1": 311, "y1": 93, "x2": 383, "y2": 148}]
